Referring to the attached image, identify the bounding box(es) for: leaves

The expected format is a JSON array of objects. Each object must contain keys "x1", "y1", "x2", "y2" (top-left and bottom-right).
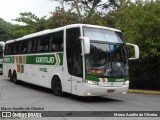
[
  {"x1": 48, "y1": 7, "x2": 80, "y2": 28},
  {"x1": 12, "y1": 12, "x2": 49, "y2": 38},
  {"x1": 0, "y1": 18, "x2": 12, "y2": 41},
  {"x1": 115, "y1": 0, "x2": 160, "y2": 58}
]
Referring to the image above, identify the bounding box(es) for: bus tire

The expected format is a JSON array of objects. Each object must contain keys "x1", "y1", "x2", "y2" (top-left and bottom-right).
[
  {"x1": 8, "y1": 70, "x2": 11, "y2": 78},
  {"x1": 8, "y1": 71, "x2": 13, "y2": 82},
  {"x1": 51, "y1": 77, "x2": 64, "y2": 96},
  {"x1": 10, "y1": 75, "x2": 13, "y2": 82},
  {"x1": 13, "y1": 72, "x2": 18, "y2": 84}
]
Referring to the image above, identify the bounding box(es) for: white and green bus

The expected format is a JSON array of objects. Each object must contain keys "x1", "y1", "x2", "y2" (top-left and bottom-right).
[
  {"x1": 0, "y1": 50, "x2": 3, "y2": 74},
  {"x1": 3, "y1": 24, "x2": 139, "y2": 96},
  {"x1": 0, "y1": 41, "x2": 5, "y2": 74}
]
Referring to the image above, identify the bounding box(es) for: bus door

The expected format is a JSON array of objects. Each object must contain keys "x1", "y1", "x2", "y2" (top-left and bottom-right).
[
  {"x1": 66, "y1": 28, "x2": 83, "y2": 95},
  {"x1": 71, "y1": 42, "x2": 83, "y2": 95}
]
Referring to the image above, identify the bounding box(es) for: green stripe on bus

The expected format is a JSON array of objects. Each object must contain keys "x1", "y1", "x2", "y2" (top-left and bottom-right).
[
  {"x1": 3, "y1": 53, "x2": 63, "y2": 66},
  {"x1": 59, "y1": 54, "x2": 63, "y2": 65},
  {"x1": 26, "y1": 54, "x2": 63, "y2": 65},
  {"x1": 21, "y1": 65, "x2": 24, "y2": 73},
  {"x1": 107, "y1": 77, "x2": 129, "y2": 82},
  {"x1": 85, "y1": 75, "x2": 129, "y2": 82},
  {"x1": 124, "y1": 77, "x2": 129, "y2": 81},
  {"x1": 85, "y1": 75, "x2": 100, "y2": 82},
  {"x1": 19, "y1": 56, "x2": 22, "y2": 64}
]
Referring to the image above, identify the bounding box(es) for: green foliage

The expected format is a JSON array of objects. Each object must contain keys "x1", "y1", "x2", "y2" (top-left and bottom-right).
[
  {"x1": 13, "y1": 12, "x2": 48, "y2": 38},
  {"x1": 116, "y1": 0, "x2": 160, "y2": 58},
  {"x1": 0, "y1": 18, "x2": 12, "y2": 41},
  {"x1": 51, "y1": 0, "x2": 119, "y2": 21},
  {"x1": 48, "y1": 7, "x2": 80, "y2": 28},
  {"x1": 115, "y1": 0, "x2": 160, "y2": 90}
]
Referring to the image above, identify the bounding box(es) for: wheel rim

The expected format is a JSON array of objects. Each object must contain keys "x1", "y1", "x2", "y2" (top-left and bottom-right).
[
  {"x1": 55, "y1": 80, "x2": 62, "y2": 93},
  {"x1": 10, "y1": 75, "x2": 13, "y2": 81},
  {"x1": 13, "y1": 77, "x2": 16, "y2": 83}
]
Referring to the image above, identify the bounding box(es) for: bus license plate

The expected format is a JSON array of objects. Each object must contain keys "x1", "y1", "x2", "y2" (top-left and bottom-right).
[{"x1": 107, "y1": 89, "x2": 115, "y2": 93}]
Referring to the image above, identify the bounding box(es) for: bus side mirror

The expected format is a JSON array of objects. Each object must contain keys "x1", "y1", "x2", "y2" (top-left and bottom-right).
[
  {"x1": 126, "y1": 43, "x2": 139, "y2": 60},
  {"x1": 80, "y1": 37, "x2": 90, "y2": 54}
]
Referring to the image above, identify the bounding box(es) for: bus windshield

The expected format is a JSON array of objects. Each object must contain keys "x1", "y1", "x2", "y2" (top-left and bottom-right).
[
  {"x1": 83, "y1": 27, "x2": 125, "y2": 44},
  {"x1": 85, "y1": 42, "x2": 128, "y2": 78},
  {"x1": 83, "y1": 27, "x2": 128, "y2": 78}
]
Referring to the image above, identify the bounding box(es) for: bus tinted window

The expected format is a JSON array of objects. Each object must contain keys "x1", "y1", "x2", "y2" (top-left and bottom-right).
[
  {"x1": 6, "y1": 43, "x2": 12, "y2": 55},
  {"x1": 8, "y1": 42, "x2": 20, "y2": 55},
  {"x1": 27, "y1": 40, "x2": 33, "y2": 53},
  {"x1": 5, "y1": 31, "x2": 64, "y2": 55},
  {"x1": 38, "y1": 36, "x2": 50, "y2": 53},
  {"x1": 50, "y1": 31, "x2": 63, "y2": 52},
  {"x1": 20, "y1": 40, "x2": 28, "y2": 54},
  {"x1": 32, "y1": 38, "x2": 38, "y2": 53},
  {"x1": 66, "y1": 28, "x2": 81, "y2": 76},
  {"x1": 4, "y1": 44, "x2": 8, "y2": 55},
  {"x1": 0, "y1": 51, "x2": 2, "y2": 59}
]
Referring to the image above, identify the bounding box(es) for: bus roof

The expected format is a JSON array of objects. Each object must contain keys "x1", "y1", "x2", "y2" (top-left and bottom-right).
[{"x1": 6, "y1": 24, "x2": 121, "y2": 44}]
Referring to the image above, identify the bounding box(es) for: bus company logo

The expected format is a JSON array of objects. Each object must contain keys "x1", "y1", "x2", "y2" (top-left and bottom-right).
[
  {"x1": 3, "y1": 58, "x2": 10, "y2": 63},
  {"x1": 36, "y1": 57, "x2": 54, "y2": 64},
  {"x1": 1, "y1": 112, "x2": 12, "y2": 118},
  {"x1": 3, "y1": 57, "x2": 14, "y2": 63}
]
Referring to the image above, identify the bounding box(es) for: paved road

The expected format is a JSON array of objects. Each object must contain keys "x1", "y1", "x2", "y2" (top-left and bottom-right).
[{"x1": 0, "y1": 75, "x2": 160, "y2": 120}]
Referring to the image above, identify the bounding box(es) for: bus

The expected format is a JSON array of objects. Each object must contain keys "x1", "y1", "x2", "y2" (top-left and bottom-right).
[
  {"x1": 3, "y1": 24, "x2": 139, "y2": 96},
  {"x1": 0, "y1": 50, "x2": 3, "y2": 74},
  {"x1": 0, "y1": 42, "x2": 4, "y2": 74}
]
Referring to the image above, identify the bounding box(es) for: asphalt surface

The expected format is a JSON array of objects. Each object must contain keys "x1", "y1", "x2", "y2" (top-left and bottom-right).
[{"x1": 0, "y1": 75, "x2": 160, "y2": 120}]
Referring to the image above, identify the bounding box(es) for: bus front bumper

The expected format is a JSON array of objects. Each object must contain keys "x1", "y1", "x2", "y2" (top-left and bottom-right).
[{"x1": 81, "y1": 83, "x2": 129, "y2": 96}]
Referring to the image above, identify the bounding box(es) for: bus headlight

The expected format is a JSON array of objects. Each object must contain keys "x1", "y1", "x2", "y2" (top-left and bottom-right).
[
  {"x1": 86, "y1": 80, "x2": 98, "y2": 85},
  {"x1": 123, "y1": 80, "x2": 129, "y2": 85}
]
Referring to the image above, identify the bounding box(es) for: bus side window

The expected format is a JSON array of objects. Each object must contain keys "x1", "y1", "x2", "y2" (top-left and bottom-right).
[
  {"x1": 27, "y1": 40, "x2": 32, "y2": 53},
  {"x1": 50, "y1": 31, "x2": 63, "y2": 52},
  {"x1": 9, "y1": 43, "x2": 15, "y2": 55},
  {"x1": 0, "y1": 51, "x2": 3, "y2": 59},
  {"x1": 12, "y1": 42, "x2": 20, "y2": 55},
  {"x1": 7, "y1": 44, "x2": 11, "y2": 55},
  {"x1": 38, "y1": 36, "x2": 49, "y2": 53},
  {"x1": 20, "y1": 40, "x2": 28, "y2": 54},
  {"x1": 32, "y1": 39, "x2": 38, "y2": 53},
  {"x1": 10, "y1": 44, "x2": 14, "y2": 55},
  {"x1": 49, "y1": 36, "x2": 53, "y2": 52},
  {"x1": 4, "y1": 44, "x2": 8, "y2": 55}
]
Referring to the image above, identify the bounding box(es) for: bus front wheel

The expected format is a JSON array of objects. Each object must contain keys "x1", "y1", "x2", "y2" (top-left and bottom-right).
[
  {"x1": 8, "y1": 70, "x2": 13, "y2": 82},
  {"x1": 51, "y1": 77, "x2": 64, "y2": 96},
  {"x1": 13, "y1": 72, "x2": 18, "y2": 84}
]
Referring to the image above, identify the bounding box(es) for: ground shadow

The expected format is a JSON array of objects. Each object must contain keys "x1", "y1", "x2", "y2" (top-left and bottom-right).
[
  {"x1": 6, "y1": 79, "x2": 52, "y2": 94},
  {"x1": 64, "y1": 93, "x2": 122, "y2": 103},
  {"x1": 5, "y1": 79, "x2": 123, "y2": 103}
]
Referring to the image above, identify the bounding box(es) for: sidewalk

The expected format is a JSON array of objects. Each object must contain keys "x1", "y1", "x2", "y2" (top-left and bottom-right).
[{"x1": 128, "y1": 89, "x2": 160, "y2": 95}]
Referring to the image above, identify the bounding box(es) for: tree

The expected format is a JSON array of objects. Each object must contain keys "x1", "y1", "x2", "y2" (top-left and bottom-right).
[
  {"x1": 116, "y1": 0, "x2": 160, "y2": 58},
  {"x1": 13, "y1": 12, "x2": 48, "y2": 38},
  {"x1": 0, "y1": 18, "x2": 13, "y2": 41},
  {"x1": 50, "y1": 0, "x2": 119, "y2": 22},
  {"x1": 48, "y1": 7, "x2": 80, "y2": 28},
  {"x1": 115, "y1": 0, "x2": 160, "y2": 90}
]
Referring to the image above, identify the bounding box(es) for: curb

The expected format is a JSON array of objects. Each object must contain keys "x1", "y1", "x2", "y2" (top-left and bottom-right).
[{"x1": 128, "y1": 89, "x2": 160, "y2": 95}]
